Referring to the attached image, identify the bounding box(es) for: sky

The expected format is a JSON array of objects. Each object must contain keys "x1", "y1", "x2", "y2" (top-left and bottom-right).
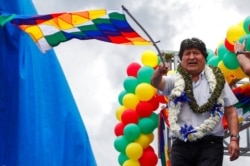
[{"x1": 32, "y1": 0, "x2": 250, "y2": 165}]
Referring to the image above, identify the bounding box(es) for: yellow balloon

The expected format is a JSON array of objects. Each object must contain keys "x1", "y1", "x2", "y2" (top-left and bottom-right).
[
  {"x1": 122, "y1": 93, "x2": 140, "y2": 109},
  {"x1": 115, "y1": 106, "x2": 126, "y2": 121},
  {"x1": 123, "y1": 159, "x2": 140, "y2": 166},
  {"x1": 218, "y1": 61, "x2": 234, "y2": 77},
  {"x1": 126, "y1": 142, "x2": 143, "y2": 160},
  {"x1": 226, "y1": 24, "x2": 246, "y2": 44},
  {"x1": 141, "y1": 50, "x2": 158, "y2": 68},
  {"x1": 135, "y1": 133, "x2": 154, "y2": 148},
  {"x1": 232, "y1": 66, "x2": 248, "y2": 80},
  {"x1": 135, "y1": 83, "x2": 156, "y2": 101},
  {"x1": 167, "y1": 70, "x2": 176, "y2": 75}
]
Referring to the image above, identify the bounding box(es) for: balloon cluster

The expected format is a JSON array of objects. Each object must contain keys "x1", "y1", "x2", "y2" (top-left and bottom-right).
[
  {"x1": 206, "y1": 16, "x2": 250, "y2": 84},
  {"x1": 114, "y1": 50, "x2": 168, "y2": 166}
]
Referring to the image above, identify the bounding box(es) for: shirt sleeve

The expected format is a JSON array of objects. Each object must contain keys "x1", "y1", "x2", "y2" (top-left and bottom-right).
[
  {"x1": 223, "y1": 82, "x2": 238, "y2": 107},
  {"x1": 161, "y1": 75, "x2": 176, "y2": 96}
]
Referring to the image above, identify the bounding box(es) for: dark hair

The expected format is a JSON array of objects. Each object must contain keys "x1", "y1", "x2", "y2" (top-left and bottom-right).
[{"x1": 178, "y1": 37, "x2": 208, "y2": 60}]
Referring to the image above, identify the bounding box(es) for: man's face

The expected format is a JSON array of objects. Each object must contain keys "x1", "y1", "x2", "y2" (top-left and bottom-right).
[{"x1": 180, "y1": 48, "x2": 206, "y2": 76}]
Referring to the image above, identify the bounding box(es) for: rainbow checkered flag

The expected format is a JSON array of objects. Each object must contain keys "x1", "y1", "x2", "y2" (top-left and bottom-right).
[{"x1": 11, "y1": 9, "x2": 151, "y2": 53}]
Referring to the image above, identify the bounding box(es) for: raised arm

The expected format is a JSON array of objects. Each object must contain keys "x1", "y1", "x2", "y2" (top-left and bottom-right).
[
  {"x1": 151, "y1": 63, "x2": 168, "y2": 91},
  {"x1": 234, "y1": 39, "x2": 250, "y2": 76}
]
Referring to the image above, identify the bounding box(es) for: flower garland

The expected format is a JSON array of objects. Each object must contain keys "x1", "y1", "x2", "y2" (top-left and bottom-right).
[{"x1": 168, "y1": 65, "x2": 225, "y2": 141}]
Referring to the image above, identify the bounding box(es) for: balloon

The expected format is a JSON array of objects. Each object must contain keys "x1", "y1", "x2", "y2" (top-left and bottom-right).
[
  {"x1": 121, "y1": 109, "x2": 139, "y2": 125},
  {"x1": 123, "y1": 159, "x2": 140, "y2": 166},
  {"x1": 135, "y1": 83, "x2": 156, "y2": 101},
  {"x1": 123, "y1": 76, "x2": 138, "y2": 93},
  {"x1": 138, "y1": 117, "x2": 156, "y2": 134},
  {"x1": 118, "y1": 153, "x2": 128, "y2": 166},
  {"x1": 115, "y1": 105, "x2": 126, "y2": 121},
  {"x1": 124, "y1": 123, "x2": 141, "y2": 142},
  {"x1": 206, "y1": 55, "x2": 220, "y2": 67},
  {"x1": 155, "y1": 94, "x2": 168, "y2": 104},
  {"x1": 114, "y1": 136, "x2": 130, "y2": 153},
  {"x1": 135, "y1": 133, "x2": 154, "y2": 148},
  {"x1": 148, "y1": 112, "x2": 159, "y2": 128},
  {"x1": 243, "y1": 16, "x2": 250, "y2": 34},
  {"x1": 167, "y1": 70, "x2": 176, "y2": 75},
  {"x1": 127, "y1": 62, "x2": 141, "y2": 77},
  {"x1": 148, "y1": 96, "x2": 160, "y2": 111},
  {"x1": 232, "y1": 66, "x2": 248, "y2": 80},
  {"x1": 217, "y1": 43, "x2": 228, "y2": 60},
  {"x1": 217, "y1": 61, "x2": 232, "y2": 76},
  {"x1": 122, "y1": 93, "x2": 140, "y2": 109},
  {"x1": 118, "y1": 90, "x2": 127, "y2": 105},
  {"x1": 226, "y1": 24, "x2": 246, "y2": 44},
  {"x1": 224, "y1": 38, "x2": 234, "y2": 52},
  {"x1": 206, "y1": 49, "x2": 216, "y2": 61},
  {"x1": 114, "y1": 122, "x2": 126, "y2": 136},
  {"x1": 125, "y1": 142, "x2": 143, "y2": 160},
  {"x1": 137, "y1": 66, "x2": 154, "y2": 83},
  {"x1": 139, "y1": 148, "x2": 158, "y2": 166},
  {"x1": 135, "y1": 101, "x2": 154, "y2": 117},
  {"x1": 141, "y1": 50, "x2": 158, "y2": 68},
  {"x1": 223, "y1": 51, "x2": 239, "y2": 70}
]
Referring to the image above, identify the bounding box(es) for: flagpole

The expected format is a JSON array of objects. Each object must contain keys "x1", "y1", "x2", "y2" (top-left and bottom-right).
[{"x1": 121, "y1": 5, "x2": 166, "y2": 65}]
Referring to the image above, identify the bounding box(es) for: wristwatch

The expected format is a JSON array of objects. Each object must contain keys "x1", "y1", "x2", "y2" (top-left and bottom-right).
[
  {"x1": 230, "y1": 134, "x2": 240, "y2": 140},
  {"x1": 236, "y1": 50, "x2": 245, "y2": 56}
]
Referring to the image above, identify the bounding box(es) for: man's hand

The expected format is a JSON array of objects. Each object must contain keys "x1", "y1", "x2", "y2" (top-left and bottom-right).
[
  {"x1": 228, "y1": 140, "x2": 240, "y2": 161},
  {"x1": 157, "y1": 62, "x2": 169, "y2": 75}
]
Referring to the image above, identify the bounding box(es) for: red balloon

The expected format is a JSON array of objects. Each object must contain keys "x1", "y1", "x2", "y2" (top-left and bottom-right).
[
  {"x1": 139, "y1": 147, "x2": 158, "y2": 166},
  {"x1": 145, "y1": 145, "x2": 154, "y2": 152},
  {"x1": 148, "y1": 96, "x2": 160, "y2": 111},
  {"x1": 114, "y1": 122, "x2": 125, "y2": 136},
  {"x1": 155, "y1": 94, "x2": 168, "y2": 104},
  {"x1": 126, "y1": 62, "x2": 141, "y2": 77},
  {"x1": 121, "y1": 109, "x2": 139, "y2": 124},
  {"x1": 224, "y1": 38, "x2": 234, "y2": 52},
  {"x1": 136, "y1": 101, "x2": 154, "y2": 117}
]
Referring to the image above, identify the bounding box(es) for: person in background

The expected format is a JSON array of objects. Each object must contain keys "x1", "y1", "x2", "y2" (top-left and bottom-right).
[
  {"x1": 234, "y1": 38, "x2": 250, "y2": 76},
  {"x1": 151, "y1": 37, "x2": 240, "y2": 166}
]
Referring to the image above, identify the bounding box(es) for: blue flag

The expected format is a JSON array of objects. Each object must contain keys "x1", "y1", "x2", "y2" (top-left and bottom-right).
[{"x1": 0, "y1": 1, "x2": 96, "y2": 165}]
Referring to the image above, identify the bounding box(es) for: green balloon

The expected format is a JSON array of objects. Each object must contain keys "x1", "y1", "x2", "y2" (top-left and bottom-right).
[
  {"x1": 149, "y1": 112, "x2": 159, "y2": 129},
  {"x1": 223, "y1": 51, "x2": 239, "y2": 70},
  {"x1": 138, "y1": 117, "x2": 156, "y2": 134},
  {"x1": 206, "y1": 49, "x2": 216, "y2": 61},
  {"x1": 123, "y1": 76, "x2": 138, "y2": 93},
  {"x1": 123, "y1": 123, "x2": 141, "y2": 142},
  {"x1": 114, "y1": 136, "x2": 130, "y2": 153},
  {"x1": 137, "y1": 66, "x2": 154, "y2": 83},
  {"x1": 118, "y1": 90, "x2": 127, "y2": 105},
  {"x1": 243, "y1": 16, "x2": 250, "y2": 34},
  {"x1": 118, "y1": 153, "x2": 128, "y2": 165},
  {"x1": 207, "y1": 56, "x2": 220, "y2": 67},
  {"x1": 217, "y1": 44, "x2": 228, "y2": 60}
]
